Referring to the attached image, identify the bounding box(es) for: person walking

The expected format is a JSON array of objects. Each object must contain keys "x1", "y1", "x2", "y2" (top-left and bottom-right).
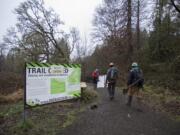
[
  {"x1": 126, "y1": 62, "x2": 144, "y2": 109},
  {"x1": 92, "y1": 69, "x2": 99, "y2": 90},
  {"x1": 105, "y1": 62, "x2": 119, "y2": 100}
]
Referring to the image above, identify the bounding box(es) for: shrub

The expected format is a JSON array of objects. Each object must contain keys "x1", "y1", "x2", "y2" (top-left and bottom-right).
[
  {"x1": 0, "y1": 72, "x2": 23, "y2": 94},
  {"x1": 81, "y1": 88, "x2": 98, "y2": 102},
  {"x1": 0, "y1": 89, "x2": 23, "y2": 103}
]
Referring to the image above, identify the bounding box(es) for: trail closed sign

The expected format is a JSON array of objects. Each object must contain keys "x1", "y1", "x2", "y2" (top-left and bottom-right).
[{"x1": 25, "y1": 62, "x2": 81, "y2": 107}]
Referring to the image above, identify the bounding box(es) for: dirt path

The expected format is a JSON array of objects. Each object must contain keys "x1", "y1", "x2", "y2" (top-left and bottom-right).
[{"x1": 60, "y1": 88, "x2": 180, "y2": 135}]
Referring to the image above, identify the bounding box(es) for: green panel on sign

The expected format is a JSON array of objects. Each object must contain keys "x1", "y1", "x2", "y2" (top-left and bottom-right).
[
  {"x1": 51, "y1": 79, "x2": 66, "y2": 94},
  {"x1": 68, "y1": 68, "x2": 81, "y2": 84}
]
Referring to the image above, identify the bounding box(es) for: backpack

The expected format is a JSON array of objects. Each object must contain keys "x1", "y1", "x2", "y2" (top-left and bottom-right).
[
  {"x1": 107, "y1": 67, "x2": 118, "y2": 81},
  {"x1": 133, "y1": 69, "x2": 144, "y2": 87}
]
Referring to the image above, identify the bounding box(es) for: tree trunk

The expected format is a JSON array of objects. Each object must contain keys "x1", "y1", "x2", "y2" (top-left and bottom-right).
[
  {"x1": 136, "y1": 0, "x2": 140, "y2": 50},
  {"x1": 127, "y1": 0, "x2": 133, "y2": 63},
  {"x1": 157, "y1": 0, "x2": 163, "y2": 55}
]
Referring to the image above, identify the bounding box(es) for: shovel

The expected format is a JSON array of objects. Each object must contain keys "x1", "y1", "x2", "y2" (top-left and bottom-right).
[{"x1": 122, "y1": 79, "x2": 142, "y2": 95}]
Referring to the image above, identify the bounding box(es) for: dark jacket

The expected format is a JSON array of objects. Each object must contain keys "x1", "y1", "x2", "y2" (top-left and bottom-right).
[{"x1": 127, "y1": 67, "x2": 144, "y2": 87}]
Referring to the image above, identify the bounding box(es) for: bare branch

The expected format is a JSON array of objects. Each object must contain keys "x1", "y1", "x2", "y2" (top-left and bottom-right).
[{"x1": 171, "y1": 0, "x2": 180, "y2": 13}]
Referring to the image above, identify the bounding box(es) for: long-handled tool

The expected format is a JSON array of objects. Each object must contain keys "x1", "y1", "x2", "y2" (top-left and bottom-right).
[{"x1": 122, "y1": 79, "x2": 142, "y2": 95}]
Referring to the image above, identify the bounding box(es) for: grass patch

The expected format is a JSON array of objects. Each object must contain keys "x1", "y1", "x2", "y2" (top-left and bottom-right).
[
  {"x1": 62, "y1": 111, "x2": 76, "y2": 128},
  {"x1": 12, "y1": 119, "x2": 34, "y2": 135},
  {"x1": 174, "y1": 115, "x2": 180, "y2": 122},
  {"x1": 0, "y1": 89, "x2": 23, "y2": 103},
  {"x1": 0, "y1": 101, "x2": 79, "y2": 135},
  {"x1": 0, "y1": 101, "x2": 23, "y2": 117},
  {"x1": 0, "y1": 85, "x2": 97, "y2": 135},
  {"x1": 0, "y1": 99, "x2": 88, "y2": 135},
  {"x1": 143, "y1": 85, "x2": 180, "y2": 120}
]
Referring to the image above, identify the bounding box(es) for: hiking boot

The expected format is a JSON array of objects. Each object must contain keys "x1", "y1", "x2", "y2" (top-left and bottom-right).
[{"x1": 126, "y1": 96, "x2": 132, "y2": 106}]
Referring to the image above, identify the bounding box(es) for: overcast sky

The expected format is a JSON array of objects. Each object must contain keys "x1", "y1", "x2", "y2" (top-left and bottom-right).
[{"x1": 0, "y1": 0, "x2": 102, "y2": 42}]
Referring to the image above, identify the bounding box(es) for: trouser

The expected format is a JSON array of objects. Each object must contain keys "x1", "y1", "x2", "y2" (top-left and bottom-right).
[
  {"x1": 93, "y1": 83, "x2": 97, "y2": 90},
  {"x1": 127, "y1": 86, "x2": 142, "y2": 106},
  {"x1": 108, "y1": 82, "x2": 116, "y2": 98},
  {"x1": 93, "y1": 78, "x2": 98, "y2": 90}
]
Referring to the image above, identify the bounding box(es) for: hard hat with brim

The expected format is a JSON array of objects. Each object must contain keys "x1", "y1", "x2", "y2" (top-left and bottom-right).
[
  {"x1": 132, "y1": 62, "x2": 138, "y2": 67},
  {"x1": 109, "y1": 62, "x2": 114, "y2": 66}
]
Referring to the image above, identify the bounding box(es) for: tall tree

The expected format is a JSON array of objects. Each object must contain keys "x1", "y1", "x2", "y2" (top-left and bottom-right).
[
  {"x1": 136, "y1": 0, "x2": 140, "y2": 50},
  {"x1": 15, "y1": 0, "x2": 66, "y2": 61},
  {"x1": 92, "y1": 0, "x2": 131, "y2": 67},
  {"x1": 127, "y1": 0, "x2": 133, "y2": 62},
  {"x1": 2, "y1": 0, "x2": 75, "y2": 63},
  {"x1": 93, "y1": 0, "x2": 126, "y2": 43}
]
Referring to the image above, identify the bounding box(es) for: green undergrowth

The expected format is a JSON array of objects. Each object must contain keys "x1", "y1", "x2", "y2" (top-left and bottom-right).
[
  {"x1": 12, "y1": 119, "x2": 34, "y2": 134},
  {"x1": 143, "y1": 85, "x2": 180, "y2": 121},
  {"x1": 62, "y1": 110, "x2": 77, "y2": 128},
  {"x1": 81, "y1": 87, "x2": 98, "y2": 103},
  {"x1": 0, "y1": 101, "x2": 23, "y2": 117},
  {"x1": 0, "y1": 87, "x2": 98, "y2": 135},
  {"x1": 0, "y1": 102, "x2": 85, "y2": 135}
]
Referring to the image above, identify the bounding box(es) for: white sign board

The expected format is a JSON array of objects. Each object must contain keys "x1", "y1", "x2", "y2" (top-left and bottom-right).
[
  {"x1": 26, "y1": 63, "x2": 81, "y2": 106},
  {"x1": 97, "y1": 75, "x2": 106, "y2": 88}
]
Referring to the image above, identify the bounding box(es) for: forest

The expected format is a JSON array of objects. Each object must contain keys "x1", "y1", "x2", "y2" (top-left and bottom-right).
[
  {"x1": 0, "y1": 0, "x2": 180, "y2": 135},
  {"x1": 0, "y1": 0, "x2": 179, "y2": 93}
]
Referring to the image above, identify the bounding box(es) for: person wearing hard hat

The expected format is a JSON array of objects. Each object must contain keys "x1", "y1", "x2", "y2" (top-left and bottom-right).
[
  {"x1": 126, "y1": 62, "x2": 144, "y2": 110},
  {"x1": 105, "y1": 62, "x2": 119, "y2": 100}
]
